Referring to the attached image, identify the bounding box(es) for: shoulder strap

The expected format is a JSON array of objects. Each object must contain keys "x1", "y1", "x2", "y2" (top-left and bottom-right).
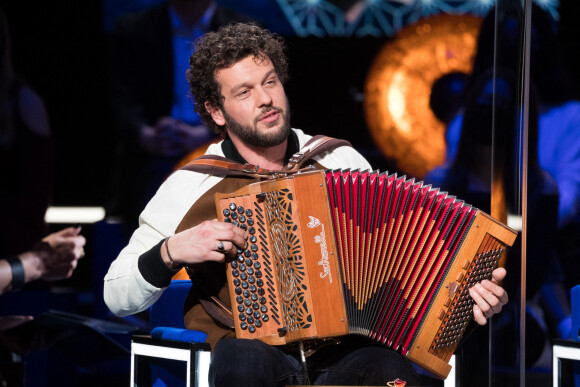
[{"x1": 179, "y1": 135, "x2": 352, "y2": 178}]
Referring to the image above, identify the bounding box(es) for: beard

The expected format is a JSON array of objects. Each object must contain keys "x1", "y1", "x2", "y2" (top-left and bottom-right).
[{"x1": 223, "y1": 105, "x2": 291, "y2": 148}]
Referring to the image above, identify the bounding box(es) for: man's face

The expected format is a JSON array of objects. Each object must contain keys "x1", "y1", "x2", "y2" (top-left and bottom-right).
[{"x1": 209, "y1": 55, "x2": 291, "y2": 147}]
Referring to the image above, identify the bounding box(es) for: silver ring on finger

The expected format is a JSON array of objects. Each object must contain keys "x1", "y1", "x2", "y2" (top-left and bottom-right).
[{"x1": 217, "y1": 241, "x2": 225, "y2": 252}]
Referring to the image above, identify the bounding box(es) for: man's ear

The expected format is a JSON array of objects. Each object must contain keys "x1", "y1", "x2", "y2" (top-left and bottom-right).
[{"x1": 205, "y1": 101, "x2": 226, "y2": 126}]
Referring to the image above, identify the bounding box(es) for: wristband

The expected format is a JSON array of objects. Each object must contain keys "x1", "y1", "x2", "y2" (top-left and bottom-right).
[
  {"x1": 5, "y1": 255, "x2": 25, "y2": 291},
  {"x1": 164, "y1": 237, "x2": 182, "y2": 269}
]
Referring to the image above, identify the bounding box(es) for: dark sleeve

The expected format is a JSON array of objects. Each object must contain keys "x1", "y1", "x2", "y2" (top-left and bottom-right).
[{"x1": 138, "y1": 239, "x2": 181, "y2": 288}]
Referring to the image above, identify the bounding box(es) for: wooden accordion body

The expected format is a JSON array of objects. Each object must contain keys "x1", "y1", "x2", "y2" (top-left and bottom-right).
[{"x1": 215, "y1": 170, "x2": 517, "y2": 379}]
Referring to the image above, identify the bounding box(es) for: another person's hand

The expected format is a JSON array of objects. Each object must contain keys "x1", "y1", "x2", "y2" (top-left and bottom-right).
[
  {"x1": 469, "y1": 267, "x2": 508, "y2": 325},
  {"x1": 140, "y1": 117, "x2": 213, "y2": 157},
  {"x1": 31, "y1": 226, "x2": 86, "y2": 281},
  {"x1": 161, "y1": 220, "x2": 248, "y2": 268}
]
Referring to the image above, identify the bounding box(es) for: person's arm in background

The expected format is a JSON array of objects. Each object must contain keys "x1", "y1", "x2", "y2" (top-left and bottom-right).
[{"x1": 0, "y1": 226, "x2": 86, "y2": 295}]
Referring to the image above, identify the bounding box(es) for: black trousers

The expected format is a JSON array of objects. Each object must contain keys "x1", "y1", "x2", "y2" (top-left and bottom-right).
[{"x1": 209, "y1": 336, "x2": 420, "y2": 387}]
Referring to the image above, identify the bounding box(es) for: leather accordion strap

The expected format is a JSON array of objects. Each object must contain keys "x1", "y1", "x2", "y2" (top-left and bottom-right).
[{"x1": 178, "y1": 135, "x2": 352, "y2": 179}]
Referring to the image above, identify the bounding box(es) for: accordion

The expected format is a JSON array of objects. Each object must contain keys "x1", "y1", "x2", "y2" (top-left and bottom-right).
[{"x1": 215, "y1": 169, "x2": 517, "y2": 379}]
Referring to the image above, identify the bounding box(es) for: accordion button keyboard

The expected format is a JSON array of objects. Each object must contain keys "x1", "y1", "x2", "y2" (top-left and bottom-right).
[{"x1": 222, "y1": 201, "x2": 271, "y2": 335}]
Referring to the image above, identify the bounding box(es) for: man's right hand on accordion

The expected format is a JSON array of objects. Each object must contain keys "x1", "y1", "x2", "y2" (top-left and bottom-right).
[{"x1": 469, "y1": 267, "x2": 508, "y2": 325}]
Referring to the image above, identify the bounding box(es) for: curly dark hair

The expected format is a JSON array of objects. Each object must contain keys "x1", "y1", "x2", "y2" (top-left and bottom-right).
[{"x1": 186, "y1": 23, "x2": 289, "y2": 135}]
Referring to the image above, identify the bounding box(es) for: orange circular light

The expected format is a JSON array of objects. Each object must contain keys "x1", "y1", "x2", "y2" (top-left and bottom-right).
[{"x1": 364, "y1": 14, "x2": 482, "y2": 178}]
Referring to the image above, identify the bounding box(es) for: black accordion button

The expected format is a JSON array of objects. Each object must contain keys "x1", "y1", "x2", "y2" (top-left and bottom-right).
[
  {"x1": 260, "y1": 305, "x2": 267, "y2": 313},
  {"x1": 233, "y1": 278, "x2": 240, "y2": 286},
  {"x1": 240, "y1": 322, "x2": 248, "y2": 330},
  {"x1": 237, "y1": 305, "x2": 244, "y2": 312},
  {"x1": 249, "y1": 284, "x2": 257, "y2": 293},
  {"x1": 248, "y1": 276, "x2": 255, "y2": 284},
  {"x1": 237, "y1": 206, "x2": 244, "y2": 214},
  {"x1": 232, "y1": 270, "x2": 240, "y2": 277},
  {"x1": 234, "y1": 286, "x2": 242, "y2": 295},
  {"x1": 232, "y1": 220, "x2": 239, "y2": 227},
  {"x1": 224, "y1": 218, "x2": 232, "y2": 223},
  {"x1": 247, "y1": 316, "x2": 255, "y2": 324},
  {"x1": 230, "y1": 261, "x2": 238, "y2": 269},
  {"x1": 229, "y1": 203, "x2": 237, "y2": 211},
  {"x1": 250, "y1": 244, "x2": 258, "y2": 252},
  {"x1": 231, "y1": 212, "x2": 238, "y2": 220},
  {"x1": 245, "y1": 209, "x2": 253, "y2": 217},
  {"x1": 244, "y1": 249, "x2": 251, "y2": 258},
  {"x1": 255, "y1": 320, "x2": 262, "y2": 328},
  {"x1": 246, "y1": 307, "x2": 252, "y2": 315},
  {"x1": 239, "y1": 215, "x2": 246, "y2": 223},
  {"x1": 251, "y1": 293, "x2": 258, "y2": 301},
  {"x1": 240, "y1": 224, "x2": 247, "y2": 231},
  {"x1": 252, "y1": 302, "x2": 259, "y2": 310},
  {"x1": 262, "y1": 314, "x2": 269, "y2": 322},
  {"x1": 239, "y1": 313, "x2": 246, "y2": 321},
  {"x1": 251, "y1": 253, "x2": 258, "y2": 260},
  {"x1": 246, "y1": 258, "x2": 253, "y2": 266},
  {"x1": 253, "y1": 311, "x2": 261, "y2": 319},
  {"x1": 247, "y1": 267, "x2": 254, "y2": 275},
  {"x1": 244, "y1": 298, "x2": 251, "y2": 306},
  {"x1": 247, "y1": 218, "x2": 254, "y2": 226},
  {"x1": 259, "y1": 297, "x2": 266, "y2": 304},
  {"x1": 240, "y1": 272, "x2": 247, "y2": 280},
  {"x1": 254, "y1": 262, "x2": 261, "y2": 269},
  {"x1": 258, "y1": 288, "x2": 265, "y2": 296},
  {"x1": 249, "y1": 236, "x2": 257, "y2": 243},
  {"x1": 243, "y1": 290, "x2": 250, "y2": 298},
  {"x1": 242, "y1": 281, "x2": 249, "y2": 289},
  {"x1": 239, "y1": 264, "x2": 246, "y2": 272},
  {"x1": 236, "y1": 295, "x2": 243, "y2": 304},
  {"x1": 223, "y1": 209, "x2": 231, "y2": 217},
  {"x1": 248, "y1": 227, "x2": 256, "y2": 235},
  {"x1": 237, "y1": 255, "x2": 244, "y2": 263},
  {"x1": 256, "y1": 278, "x2": 263, "y2": 286}
]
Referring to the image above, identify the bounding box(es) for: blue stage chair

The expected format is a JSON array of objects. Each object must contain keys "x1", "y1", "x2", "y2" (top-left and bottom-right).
[{"x1": 131, "y1": 280, "x2": 211, "y2": 387}]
